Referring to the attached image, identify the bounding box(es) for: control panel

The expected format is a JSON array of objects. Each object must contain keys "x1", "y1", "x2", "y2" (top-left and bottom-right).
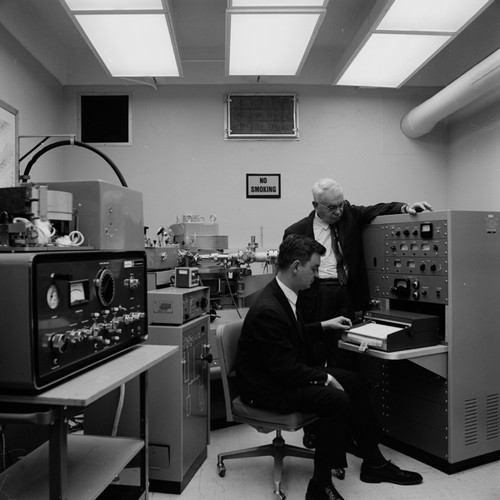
[
  {"x1": 0, "y1": 250, "x2": 147, "y2": 391},
  {"x1": 363, "y1": 213, "x2": 449, "y2": 304}
]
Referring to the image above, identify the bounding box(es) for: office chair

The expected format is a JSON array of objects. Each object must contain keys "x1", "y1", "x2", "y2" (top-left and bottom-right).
[{"x1": 215, "y1": 319, "x2": 344, "y2": 500}]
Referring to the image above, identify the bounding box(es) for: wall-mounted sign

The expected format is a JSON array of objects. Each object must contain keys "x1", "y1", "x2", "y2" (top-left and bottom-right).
[{"x1": 246, "y1": 174, "x2": 281, "y2": 199}]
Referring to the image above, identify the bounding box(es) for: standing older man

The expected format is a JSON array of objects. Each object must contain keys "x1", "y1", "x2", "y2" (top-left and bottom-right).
[
  {"x1": 283, "y1": 178, "x2": 432, "y2": 367},
  {"x1": 236, "y1": 235, "x2": 423, "y2": 500}
]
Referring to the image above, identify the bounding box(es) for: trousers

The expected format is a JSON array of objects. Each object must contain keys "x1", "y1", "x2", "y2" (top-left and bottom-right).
[{"x1": 293, "y1": 367, "x2": 383, "y2": 469}]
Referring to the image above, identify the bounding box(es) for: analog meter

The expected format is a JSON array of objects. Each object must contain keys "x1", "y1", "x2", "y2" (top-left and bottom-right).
[{"x1": 46, "y1": 284, "x2": 60, "y2": 310}]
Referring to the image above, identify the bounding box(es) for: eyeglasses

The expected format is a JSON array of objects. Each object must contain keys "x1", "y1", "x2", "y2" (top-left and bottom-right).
[{"x1": 315, "y1": 200, "x2": 345, "y2": 212}]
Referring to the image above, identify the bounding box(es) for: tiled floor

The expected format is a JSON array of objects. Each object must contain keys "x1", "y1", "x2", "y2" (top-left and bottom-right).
[{"x1": 148, "y1": 424, "x2": 500, "y2": 500}]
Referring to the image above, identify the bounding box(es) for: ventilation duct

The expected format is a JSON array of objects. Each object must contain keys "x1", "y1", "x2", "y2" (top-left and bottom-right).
[{"x1": 401, "y1": 47, "x2": 500, "y2": 138}]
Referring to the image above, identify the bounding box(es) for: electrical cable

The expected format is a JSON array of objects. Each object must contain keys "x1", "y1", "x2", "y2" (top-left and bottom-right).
[
  {"x1": 22, "y1": 140, "x2": 128, "y2": 187},
  {"x1": 111, "y1": 384, "x2": 126, "y2": 438},
  {"x1": 224, "y1": 268, "x2": 242, "y2": 318},
  {"x1": 0, "y1": 424, "x2": 5, "y2": 472}
]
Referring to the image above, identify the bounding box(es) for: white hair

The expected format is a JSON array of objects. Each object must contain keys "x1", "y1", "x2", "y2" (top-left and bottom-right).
[{"x1": 312, "y1": 178, "x2": 343, "y2": 201}]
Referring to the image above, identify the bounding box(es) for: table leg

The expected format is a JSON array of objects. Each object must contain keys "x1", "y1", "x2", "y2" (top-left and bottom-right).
[
  {"x1": 139, "y1": 371, "x2": 149, "y2": 497},
  {"x1": 49, "y1": 407, "x2": 68, "y2": 500}
]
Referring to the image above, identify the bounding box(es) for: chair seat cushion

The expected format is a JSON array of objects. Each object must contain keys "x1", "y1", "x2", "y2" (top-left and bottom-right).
[{"x1": 232, "y1": 396, "x2": 316, "y2": 431}]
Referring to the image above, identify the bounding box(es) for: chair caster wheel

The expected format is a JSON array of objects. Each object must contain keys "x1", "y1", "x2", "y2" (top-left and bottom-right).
[
  {"x1": 334, "y1": 468, "x2": 345, "y2": 480},
  {"x1": 217, "y1": 462, "x2": 226, "y2": 477}
]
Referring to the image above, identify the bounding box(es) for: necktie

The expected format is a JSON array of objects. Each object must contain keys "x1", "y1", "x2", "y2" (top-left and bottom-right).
[
  {"x1": 294, "y1": 305, "x2": 305, "y2": 336},
  {"x1": 331, "y1": 227, "x2": 348, "y2": 285}
]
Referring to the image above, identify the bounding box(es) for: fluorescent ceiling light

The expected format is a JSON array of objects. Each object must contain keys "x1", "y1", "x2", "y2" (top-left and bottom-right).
[
  {"x1": 227, "y1": 6, "x2": 326, "y2": 76},
  {"x1": 64, "y1": 0, "x2": 163, "y2": 10},
  {"x1": 378, "y1": 0, "x2": 492, "y2": 32},
  {"x1": 333, "y1": 0, "x2": 493, "y2": 88},
  {"x1": 60, "y1": 0, "x2": 182, "y2": 78},
  {"x1": 230, "y1": 0, "x2": 327, "y2": 6},
  {"x1": 337, "y1": 33, "x2": 451, "y2": 88}
]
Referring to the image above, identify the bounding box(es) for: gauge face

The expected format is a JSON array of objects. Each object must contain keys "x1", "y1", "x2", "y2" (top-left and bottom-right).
[
  {"x1": 47, "y1": 284, "x2": 60, "y2": 310},
  {"x1": 70, "y1": 280, "x2": 88, "y2": 306}
]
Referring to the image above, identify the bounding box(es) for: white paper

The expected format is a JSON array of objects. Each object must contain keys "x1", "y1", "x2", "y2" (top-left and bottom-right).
[{"x1": 346, "y1": 323, "x2": 401, "y2": 340}]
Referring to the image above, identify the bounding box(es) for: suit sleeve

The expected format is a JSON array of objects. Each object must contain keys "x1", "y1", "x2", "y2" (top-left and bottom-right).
[
  {"x1": 249, "y1": 306, "x2": 327, "y2": 387},
  {"x1": 350, "y1": 201, "x2": 405, "y2": 225}
]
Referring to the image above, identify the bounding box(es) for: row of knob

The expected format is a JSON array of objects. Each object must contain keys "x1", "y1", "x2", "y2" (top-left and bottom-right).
[
  {"x1": 390, "y1": 279, "x2": 443, "y2": 300},
  {"x1": 43, "y1": 310, "x2": 146, "y2": 353},
  {"x1": 390, "y1": 243, "x2": 440, "y2": 252}
]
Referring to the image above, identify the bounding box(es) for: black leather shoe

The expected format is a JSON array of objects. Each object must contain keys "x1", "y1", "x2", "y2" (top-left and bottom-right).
[
  {"x1": 360, "y1": 460, "x2": 423, "y2": 485},
  {"x1": 303, "y1": 432, "x2": 317, "y2": 449},
  {"x1": 305, "y1": 479, "x2": 345, "y2": 500}
]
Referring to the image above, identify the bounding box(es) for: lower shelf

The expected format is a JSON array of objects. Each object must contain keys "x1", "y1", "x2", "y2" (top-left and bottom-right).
[{"x1": 0, "y1": 434, "x2": 144, "y2": 500}]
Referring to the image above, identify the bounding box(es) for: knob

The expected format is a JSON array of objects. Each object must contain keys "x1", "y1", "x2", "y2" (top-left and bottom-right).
[
  {"x1": 125, "y1": 277, "x2": 140, "y2": 290},
  {"x1": 420, "y1": 263, "x2": 426, "y2": 271},
  {"x1": 84, "y1": 328, "x2": 93, "y2": 338},
  {"x1": 68, "y1": 330, "x2": 84, "y2": 343},
  {"x1": 51, "y1": 333, "x2": 68, "y2": 353},
  {"x1": 412, "y1": 280, "x2": 420, "y2": 289},
  {"x1": 403, "y1": 229, "x2": 410, "y2": 236},
  {"x1": 201, "y1": 344, "x2": 213, "y2": 363},
  {"x1": 430, "y1": 263, "x2": 437, "y2": 272},
  {"x1": 412, "y1": 291, "x2": 420, "y2": 300}
]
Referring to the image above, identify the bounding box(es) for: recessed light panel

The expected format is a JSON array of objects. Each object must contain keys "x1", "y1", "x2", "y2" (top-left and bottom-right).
[
  {"x1": 337, "y1": 33, "x2": 451, "y2": 88},
  {"x1": 75, "y1": 14, "x2": 180, "y2": 76},
  {"x1": 227, "y1": 10, "x2": 324, "y2": 75},
  {"x1": 378, "y1": 0, "x2": 492, "y2": 32},
  {"x1": 65, "y1": 0, "x2": 163, "y2": 10},
  {"x1": 333, "y1": 0, "x2": 493, "y2": 87},
  {"x1": 230, "y1": 1, "x2": 326, "y2": 7}
]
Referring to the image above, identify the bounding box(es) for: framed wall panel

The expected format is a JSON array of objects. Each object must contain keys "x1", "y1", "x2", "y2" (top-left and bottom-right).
[{"x1": 0, "y1": 99, "x2": 19, "y2": 187}]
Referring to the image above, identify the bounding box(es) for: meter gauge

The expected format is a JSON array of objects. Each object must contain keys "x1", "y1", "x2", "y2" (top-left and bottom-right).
[
  {"x1": 70, "y1": 280, "x2": 89, "y2": 307},
  {"x1": 46, "y1": 284, "x2": 60, "y2": 310}
]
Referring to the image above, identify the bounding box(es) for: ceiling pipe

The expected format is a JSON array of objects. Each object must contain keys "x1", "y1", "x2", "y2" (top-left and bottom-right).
[{"x1": 401, "y1": 47, "x2": 500, "y2": 139}]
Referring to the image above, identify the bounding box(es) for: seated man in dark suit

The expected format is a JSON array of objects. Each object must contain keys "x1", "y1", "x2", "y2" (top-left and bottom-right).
[{"x1": 236, "y1": 234, "x2": 422, "y2": 500}]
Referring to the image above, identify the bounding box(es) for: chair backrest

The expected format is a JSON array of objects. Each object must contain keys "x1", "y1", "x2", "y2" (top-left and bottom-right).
[{"x1": 215, "y1": 319, "x2": 245, "y2": 423}]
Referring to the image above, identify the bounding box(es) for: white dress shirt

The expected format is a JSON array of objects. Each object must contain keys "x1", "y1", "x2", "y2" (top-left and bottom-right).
[
  {"x1": 313, "y1": 213, "x2": 341, "y2": 279},
  {"x1": 276, "y1": 277, "x2": 298, "y2": 319}
]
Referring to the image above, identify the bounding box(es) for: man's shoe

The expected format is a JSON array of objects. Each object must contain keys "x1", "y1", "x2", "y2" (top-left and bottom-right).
[
  {"x1": 360, "y1": 460, "x2": 423, "y2": 485},
  {"x1": 303, "y1": 432, "x2": 317, "y2": 449},
  {"x1": 305, "y1": 479, "x2": 345, "y2": 500}
]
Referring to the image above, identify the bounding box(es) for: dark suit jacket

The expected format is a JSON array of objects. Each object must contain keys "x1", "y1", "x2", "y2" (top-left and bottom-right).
[
  {"x1": 236, "y1": 278, "x2": 328, "y2": 413},
  {"x1": 283, "y1": 200, "x2": 404, "y2": 312}
]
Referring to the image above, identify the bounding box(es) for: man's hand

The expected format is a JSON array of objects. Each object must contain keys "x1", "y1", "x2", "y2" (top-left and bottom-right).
[
  {"x1": 326, "y1": 374, "x2": 344, "y2": 391},
  {"x1": 407, "y1": 201, "x2": 433, "y2": 213},
  {"x1": 321, "y1": 316, "x2": 352, "y2": 330}
]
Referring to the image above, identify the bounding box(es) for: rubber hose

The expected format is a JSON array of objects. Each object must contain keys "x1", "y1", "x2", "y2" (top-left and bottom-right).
[{"x1": 22, "y1": 140, "x2": 128, "y2": 187}]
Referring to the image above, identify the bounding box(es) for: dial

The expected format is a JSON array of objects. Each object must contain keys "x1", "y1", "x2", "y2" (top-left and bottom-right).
[
  {"x1": 95, "y1": 268, "x2": 116, "y2": 306},
  {"x1": 47, "y1": 284, "x2": 60, "y2": 310}
]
